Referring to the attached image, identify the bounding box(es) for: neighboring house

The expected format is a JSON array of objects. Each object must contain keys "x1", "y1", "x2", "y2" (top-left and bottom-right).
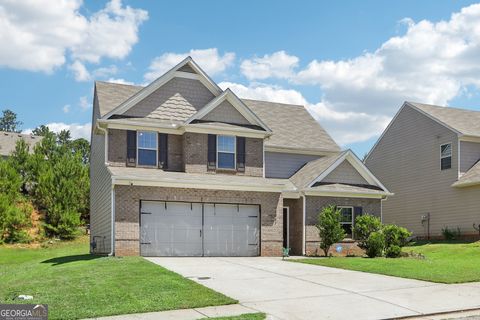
[
  {"x1": 90, "y1": 57, "x2": 390, "y2": 257},
  {"x1": 0, "y1": 131, "x2": 42, "y2": 158},
  {"x1": 366, "y1": 101, "x2": 480, "y2": 238}
]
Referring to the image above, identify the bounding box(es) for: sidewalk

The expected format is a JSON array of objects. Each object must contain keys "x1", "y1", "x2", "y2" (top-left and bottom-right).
[{"x1": 87, "y1": 304, "x2": 260, "y2": 320}]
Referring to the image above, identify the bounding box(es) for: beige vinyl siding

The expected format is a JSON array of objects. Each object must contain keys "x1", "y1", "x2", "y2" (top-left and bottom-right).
[
  {"x1": 322, "y1": 160, "x2": 368, "y2": 185},
  {"x1": 460, "y1": 141, "x2": 480, "y2": 174},
  {"x1": 366, "y1": 105, "x2": 480, "y2": 237},
  {"x1": 265, "y1": 152, "x2": 320, "y2": 178},
  {"x1": 201, "y1": 100, "x2": 251, "y2": 125},
  {"x1": 90, "y1": 94, "x2": 113, "y2": 254}
]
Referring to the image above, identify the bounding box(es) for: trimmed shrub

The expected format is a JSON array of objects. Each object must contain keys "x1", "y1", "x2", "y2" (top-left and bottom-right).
[
  {"x1": 365, "y1": 231, "x2": 384, "y2": 258},
  {"x1": 316, "y1": 205, "x2": 346, "y2": 257},
  {"x1": 385, "y1": 245, "x2": 402, "y2": 258},
  {"x1": 383, "y1": 224, "x2": 412, "y2": 248},
  {"x1": 353, "y1": 214, "x2": 382, "y2": 249},
  {"x1": 442, "y1": 226, "x2": 461, "y2": 241}
]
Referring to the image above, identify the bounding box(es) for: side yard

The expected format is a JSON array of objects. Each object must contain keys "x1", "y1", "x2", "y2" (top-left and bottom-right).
[
  {"x1": 0, "y1": 236, "x2": 236, "y2": 320},
  {"x1": 292, "y1": 240, "x2": 480, "y2": 283}
]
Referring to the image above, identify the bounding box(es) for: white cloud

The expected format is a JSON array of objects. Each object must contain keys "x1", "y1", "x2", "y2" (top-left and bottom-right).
[
  {"x1": 106, "y1": 78, "x2": 135, "y2": 85},
  {"x1": 78, "y1": 96, "x2": 90, "y2": 110},
  {"x1": 0, "y1": 0, "x2": 148, "y2": 73},
  {"x1": 294, "y1": 3, "x2": 480, "y2": 116},
  {"x1": 69, "y1": 60, "x2": 90, "y2": 81},
  {"x1": 240, "y1": 51, "x2": 299, "y2": 80},
  {"x1": 62, "y1": 104, "x2": 70, "y2": 113},
  {"x1": 222, "y1": 81, "x2": 389, "y2": 145},
  {"x1": 144, "y1": 48, "x2": 235, "y2": 82},
  {"x1": 24, "y1": 122, "x2": 91, "y2": 140}
]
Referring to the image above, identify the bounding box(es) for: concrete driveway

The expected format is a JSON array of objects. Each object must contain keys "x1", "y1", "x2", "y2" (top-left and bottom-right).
[{"x1": 147, "y1": 257, "x2": 480, "y2": 320}]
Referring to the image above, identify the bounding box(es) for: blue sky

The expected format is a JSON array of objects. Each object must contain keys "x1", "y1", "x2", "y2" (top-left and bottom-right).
[{"x1": 1, "y1": 0, "x2": 480, "y2": 156}]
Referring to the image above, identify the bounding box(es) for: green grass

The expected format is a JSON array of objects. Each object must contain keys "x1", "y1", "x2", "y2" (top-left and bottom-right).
[
  {"x1": 292, "y1": 241, "x2": 480, "y2": 284},
  {"x1": 210, "y1": 313, "x2": 266, "y2": 320},
  {"x1": 0, "y1": 237, "x2": 236, "y2": 319}
]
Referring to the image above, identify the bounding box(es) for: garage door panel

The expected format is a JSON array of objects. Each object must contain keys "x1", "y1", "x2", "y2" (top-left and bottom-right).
[
  {"x1": 140, "y1": 201, "x2": 202, "y2": 256},
  {"x1": 203, "y1": 204, "x2": 259, "y2": 257}
]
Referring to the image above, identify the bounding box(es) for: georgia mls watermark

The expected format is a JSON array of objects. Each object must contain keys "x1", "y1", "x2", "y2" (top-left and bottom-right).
[{"x1": 0, "y1": 304, "x2": 48, "y2": 320}]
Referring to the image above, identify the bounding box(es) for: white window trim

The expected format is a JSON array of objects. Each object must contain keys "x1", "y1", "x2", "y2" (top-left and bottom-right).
[
  {"x1": 216, "y1": 135, "x2": 236, "y2": 170},
  {"x1": 440, "y1": 142, "x2": 452, "y2": 170},
  {"x1": 137, "y1": 130, "x2": 158, "y2": 167},
  {"x1": 338, "y1": 206, "x2": 354, "y2": 238}
]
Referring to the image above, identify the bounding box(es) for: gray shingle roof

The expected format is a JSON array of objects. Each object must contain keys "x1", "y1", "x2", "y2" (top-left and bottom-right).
[
  {"x1": 289, "y1": 152, "x2": 345, "y2": 189},
  {"x1": 0, "y1": 131, "x2": 42, "y2": 156},
  {"x1": 452, "y1": 161, "x2": 480, "y2": 188},
  {"x1": 408, "y1": 102, "x2": 480, "y2": 137},
  {"x1": 109, "y1": 166, "x2": 296, "y2": 192},
  {"x1": 95, "y1": 81, "x2": 142, "y2": 117},
  {"x1": 243, "y1": 99, "x2": 340, "y2": 151},
  {"x1": 94, "y1": 81, "x2": 340, "y2": 151}
]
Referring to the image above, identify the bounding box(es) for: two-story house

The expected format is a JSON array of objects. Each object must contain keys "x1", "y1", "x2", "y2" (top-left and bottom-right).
[
  {"x1": 366, "y1": 102, "x2": 480, "y2": 238},
  {"x1": 90, "y1": 57, "x2": 391, "y2": 257}
]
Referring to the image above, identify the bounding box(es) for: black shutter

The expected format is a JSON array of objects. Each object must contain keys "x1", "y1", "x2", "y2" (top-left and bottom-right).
[
  {"x1": 353, "y1": 206, "x2": 363, "y2": 223},
  {"x1": 207, "y1": 134, "x2": 217, "y2": 170},
  {"x1": 236, "y1": 137, "x2": 246, "y2": 172},
  {"x1": 158, "y1": 133, "x2": 168, "y2": 169},
  {"x1": 126, "y1": 130, "x2": 136, "y2": 167}
]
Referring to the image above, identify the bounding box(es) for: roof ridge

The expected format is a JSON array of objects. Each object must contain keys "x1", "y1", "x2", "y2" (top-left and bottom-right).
[
  {"x1": 241, "y1": 98, "x2": 304, "y2": 108},
  {"x1": 408, "y1": 101, "x2": 480, "y2": 114}
]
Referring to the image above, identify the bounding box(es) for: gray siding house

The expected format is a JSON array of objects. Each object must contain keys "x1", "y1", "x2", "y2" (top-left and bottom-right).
[
  {"x1": 366, "y1": 102, "x2": 480, "y2": 238},
  {"x1": 90, "y1": 57, "x2": 390, "y2": 257}
]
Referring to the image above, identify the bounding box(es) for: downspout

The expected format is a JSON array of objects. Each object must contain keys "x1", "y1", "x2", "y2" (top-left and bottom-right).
[
  {"x1": 97, "y1": 125, "x2": 115, "y2": 256},
  {"x1": 301, "y1": 194, "x2": 306, "y2": 255}
]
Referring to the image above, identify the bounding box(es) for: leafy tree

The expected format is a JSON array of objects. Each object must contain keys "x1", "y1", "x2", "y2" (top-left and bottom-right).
[
  {"x1": 71, "y1": 138, "x2": 90, "y2": 164},
  {"x1": 57, "y1": 129, "x2": 71, "y2": 146},
  {"x1": 0, "y1": 160, "x2": 22, "y2": 199},
  {"x1": 35, "y1": 152, "x2": 89, "y2": 239},
  {"x1": 9, "y1": 139, "x2": 30, "y2": 192},
  {"x1": 0, "y1": 109, "x2": 22, "y2": 132},
  {"x1": 316, "y1": 205, "x2": 346, "y2": 257},
  {"x1": 32, "y1": 125, "x2": 54, "y2": 137},
  {"x1": 365, "y1": 231, "x2": 385, "y2": 258}
]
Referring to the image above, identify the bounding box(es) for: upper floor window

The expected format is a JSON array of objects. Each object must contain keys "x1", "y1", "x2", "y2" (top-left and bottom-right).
[
  {"x1": 137, "y1": 131, "x2": 157, "y2": 166},
  {"x1": 440, "y1": 143, "x2": 452, "y2": 170},
  {"x1": 217, "y1": 135, "x2": 236, "y2": 169}
]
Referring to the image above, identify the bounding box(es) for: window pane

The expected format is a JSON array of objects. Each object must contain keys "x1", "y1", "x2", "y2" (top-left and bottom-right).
[
  {"x1": 218, "y1": 135, "x2": 235, "y2": 153},
  {"x1": 441, "y1": 156, "x2": 452, "y2": 170},
  {"x1": 340, "y1": 208, "x2": 353, "y2": 223},
  {"x1": 138, "y1": 149, "x2": 157, "y2": 166},
  {"x1": 138, "y1": 131, "x2": 157, "y2": 149},
  {"x1": 342, "y1": 224, "x2": 353, "y2": 238},
  {"x1": 218, "y1": 152, "x2": 235, "y2": 169},
  {"x1": 441, "y1": 144, "x2": 451, "y2": 157}
]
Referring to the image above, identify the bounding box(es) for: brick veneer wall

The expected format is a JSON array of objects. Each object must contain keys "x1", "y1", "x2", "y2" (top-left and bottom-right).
[
  {"x1": 114, "y1": 185, "x2": 284, "y2": 256},
  {"x1": 183, "y1": 132, "x2": 263, "y2": 177},
  {"x1": 304, "y1": 196, "x2": 381, "y2": 255}
]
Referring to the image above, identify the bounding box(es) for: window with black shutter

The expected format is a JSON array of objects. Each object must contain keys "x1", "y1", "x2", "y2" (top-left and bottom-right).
[
  {"x1": 126, "y1": 130, "x2": 136, "y2": 167},
  {"x1": 236, "y1": 137, "x2": 246, "y2": 172},
  {"x1": 207, "y1": 134, "x2": 217, "y2": 170},
  {"x1": 158, "y1": 133, "x2": 168, "y2": 169}
]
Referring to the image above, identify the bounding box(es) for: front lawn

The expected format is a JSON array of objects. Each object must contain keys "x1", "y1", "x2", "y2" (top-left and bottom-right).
[
  {"x1": 292, "y1": 241, "x2": 480, "y2": 283},
  {"x1": 0, "y1": 237, "x2": 236, "y2": 319}
]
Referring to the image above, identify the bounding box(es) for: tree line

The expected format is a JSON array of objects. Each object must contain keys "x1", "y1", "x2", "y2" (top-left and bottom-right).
[{"x1": 0, "y1": 109, "x2": 90, "y2": 243}]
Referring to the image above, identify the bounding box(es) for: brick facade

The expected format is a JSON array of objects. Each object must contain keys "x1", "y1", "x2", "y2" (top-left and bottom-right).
[
  {"x1": 114, "y1": 185, "x2": 284, "y2": 256},
  {"x1": 183, "y1": 132, "x2": 263, "y2": 177},
  {"x1": 304, "y1": 196, "x2": 381, "y2": 255}
]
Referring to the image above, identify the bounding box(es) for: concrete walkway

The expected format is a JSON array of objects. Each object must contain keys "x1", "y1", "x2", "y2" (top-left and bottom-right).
[
  {"x1": 147, "y1": 257, "x2": 480, "y2": 320},
  {"x1": 87, "y1": 304, "x2": 258, "y2": 320}
]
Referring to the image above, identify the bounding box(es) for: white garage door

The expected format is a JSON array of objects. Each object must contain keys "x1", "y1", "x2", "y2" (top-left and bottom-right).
[{"x1": 140, "y1": 201, "x2": 259, "y2": 257}]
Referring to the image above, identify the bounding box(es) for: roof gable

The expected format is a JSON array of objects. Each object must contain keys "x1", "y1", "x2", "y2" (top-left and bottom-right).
[
  {"x1": 200, "y1": 100, "x2": 251, "y2": 125},
  {"x1": 322, "y1": 159, "x2": 368, "y2": 185},
  {"x1": 102, "y1": 57, "x2": 222, "y2": 119},
  {"x1": 185, "y1": 89, "x2": 271, "y2": 132}
]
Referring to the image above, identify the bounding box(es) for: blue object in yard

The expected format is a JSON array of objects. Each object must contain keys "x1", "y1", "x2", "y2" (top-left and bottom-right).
[{"x1": 336, "y1": 245, "x2": 343, "y2": 253}]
